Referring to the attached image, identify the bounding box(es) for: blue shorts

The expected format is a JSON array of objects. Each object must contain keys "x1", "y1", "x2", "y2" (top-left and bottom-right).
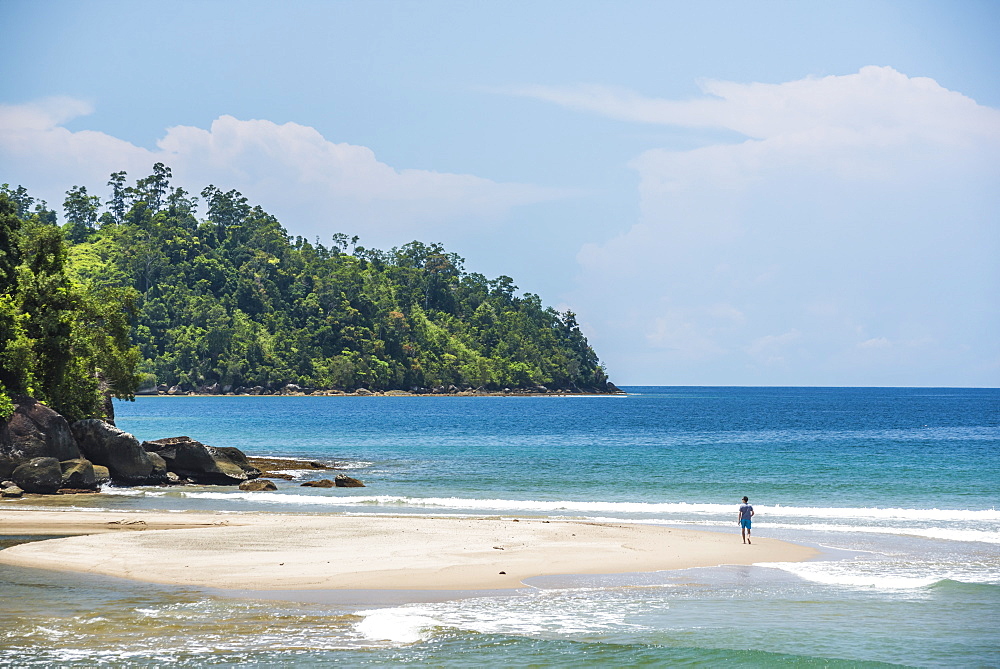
[{"x1": 740, "y1": 519, "x2": 752, "y2": 529}]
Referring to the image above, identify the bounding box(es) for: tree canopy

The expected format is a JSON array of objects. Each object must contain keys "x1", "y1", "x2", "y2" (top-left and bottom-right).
[
  {"x1": 0, "y1": 190, "x2": 139, "y2": 420},
  {"x1": 1, "y1": 166, "x2": 612, "y2": 406}
]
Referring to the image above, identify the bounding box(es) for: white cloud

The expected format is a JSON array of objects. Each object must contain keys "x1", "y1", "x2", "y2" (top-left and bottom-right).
[
  {"x1": 513, "y1": 67, "x2": 1000, "y2": 144},
  {"x1": 0, "y1": 100, "x2": 561, "y2": 244},
  {"x1": 857, "y1": 337, "x2": 891, "y2": 350},
  {"x1": 561, "y1": 68, "x2": 1000, "y2": 385}
]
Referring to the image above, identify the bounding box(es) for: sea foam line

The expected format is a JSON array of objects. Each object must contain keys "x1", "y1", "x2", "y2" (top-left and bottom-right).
[{"x1": 100, "y1": 489, "x2": 1000, "y2": 523}]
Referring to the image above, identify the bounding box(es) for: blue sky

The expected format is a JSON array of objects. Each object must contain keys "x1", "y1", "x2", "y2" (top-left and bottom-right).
[{"x1": 2, "y1": 0, "x2": 997, "y2": 386}]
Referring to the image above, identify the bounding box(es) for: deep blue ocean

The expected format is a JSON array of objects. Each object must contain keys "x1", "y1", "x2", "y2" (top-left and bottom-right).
[{"x1": 2, "y1": 387, "x2": 998, "y2": 666}]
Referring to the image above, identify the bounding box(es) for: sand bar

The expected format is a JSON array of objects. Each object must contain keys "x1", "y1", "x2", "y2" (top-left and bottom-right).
[{"x1": 0, "y1": 509, "x2": 816, "y2": 590}]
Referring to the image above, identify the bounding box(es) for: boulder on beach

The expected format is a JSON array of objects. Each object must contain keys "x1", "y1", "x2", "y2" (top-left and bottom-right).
[
  {"x1": 240, "y1": 479, "x2": 277, "y2": 491},
  {"x1": 1, "y1": 484, "x2": 23, "y2": 498},
  {"x1": 0, "y1": 398, "x2": 82, "y2": 479},
  {"x1": 142, "y1": 437, "x2": 255, "y2": 485},
  {"x1": 72, "y1": 419, "x2": 165, "y2": 486},
  {"x1": 12, "y1": 457, "x2": 64, "y2": 494},
  {"x1": 301, "y1": 479, "x2": 335, "y2": 488},
  {"x1": 211, "y1": 446, "x2": 262, "y2": 478},
  {"x1": 334, "y1": 474, "x2": 365, "y2": 488},
  {"x1": 59, "y1": 458, "x2": 98, "y2": 490},
  {"x1": 92, "y1": 465, "x2": 110, "y2": 485}
]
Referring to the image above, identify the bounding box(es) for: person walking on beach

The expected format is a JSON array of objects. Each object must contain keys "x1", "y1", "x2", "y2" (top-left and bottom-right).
[{"x1": 738, "y1": 496, "x2": 754, "y2": 544}]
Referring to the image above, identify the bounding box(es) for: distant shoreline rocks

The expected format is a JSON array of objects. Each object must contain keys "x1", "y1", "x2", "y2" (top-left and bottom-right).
[{"x1": 137, "y1": 382, "x2": 625, "y2": 398}]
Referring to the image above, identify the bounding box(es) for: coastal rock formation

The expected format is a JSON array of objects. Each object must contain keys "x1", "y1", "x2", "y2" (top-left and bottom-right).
[
  {"x1": 301, "y1": 479, "x2": 335, "y2": 488},
  {"x1": 1, "y1": 483, "x2": 23, "y2": 498},
  {"x1": 59, "y1": 458, "x2": 98, "y2": 490},
  {"x1": 239, "y1": 479, "x2": 277, "y2": 491},
  {"x1": 92, "y1": 465, "x2": 110, "y2": 485},
  {"x1": 71, "y1": 419, "x2": 165, "y2": 486},
  {"x1": 211, "y1": 446, "x2": 262, "y2": 478},
  {"x1": 334, "y1": 474, "x2": 365, "y2": 487},
  {"x1": 12, "y1": 457, "x2": 64, "y2": 494},
  {"x1": 0, "y1": 398, "x2": 82, "y2": 479},
  {"x1": 142, "y1": 437, "x2": 257, "y2": 485}
]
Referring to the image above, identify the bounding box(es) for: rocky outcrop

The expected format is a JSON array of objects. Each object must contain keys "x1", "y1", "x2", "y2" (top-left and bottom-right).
[
  {"x1": 0, "y1": 398, "x2": 81, "y2": 479},
  {"x1": 72, "y1": 419, "x2": 165, "y2": 485},
  {"x1": 334, "y1": 474, "x2": 365, "y2": 487},
  {"x1": 301, "y1": 479, "x2": 335, "y2": 488},
  {"x1": 240, "y1": 479, "x2": 277, "y2": 491},
  {"x1": 12, "y1": 457, "x2": 64, "y2": 494},
  {"x1": 142, "y1": 437, "x2": 257, "y2": 485},
  {"x1": 211, "y1": 446, "x2": 262, "y2": 478},
  {"x1": 1, "y1": 483, "x2": 23, "y2": 498},
  {"x1": 59, "y1": 458, "x2": 98, "y2": 490}
]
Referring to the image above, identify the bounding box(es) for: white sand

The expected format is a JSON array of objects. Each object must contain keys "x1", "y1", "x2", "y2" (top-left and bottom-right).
[{"x1": 0, "y1": 509, "x2": 816, "y2": 590}]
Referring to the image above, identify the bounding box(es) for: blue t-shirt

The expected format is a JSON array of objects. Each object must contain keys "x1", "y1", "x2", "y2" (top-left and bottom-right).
[{"x1": 739, "y1": 503, "x2": 753, "y2": 520}]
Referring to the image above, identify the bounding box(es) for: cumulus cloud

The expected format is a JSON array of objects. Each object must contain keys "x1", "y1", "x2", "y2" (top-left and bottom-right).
[
  {"x1": 558, "y1": 67, "x2": 1000, "y2": 385},
  {"x1": 0, "y1": 99, "x2": 560, "y2": 244},
  {"x1": 513, "y1": 67, "x2": 1000, "y2": 143}
]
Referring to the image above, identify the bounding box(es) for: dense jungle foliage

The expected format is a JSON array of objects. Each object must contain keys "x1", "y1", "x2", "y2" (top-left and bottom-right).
[
  {"x1": 0, "y1": 164, "x2": 610, "y2": 412},
  {"x1": 0, "y1": 189, "x2": 138, "y2": 421}
]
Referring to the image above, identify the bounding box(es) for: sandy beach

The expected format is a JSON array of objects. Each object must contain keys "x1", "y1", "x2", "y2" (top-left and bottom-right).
[{"x1": 0, "y1": 509, "x2": 816, "y2": 590}]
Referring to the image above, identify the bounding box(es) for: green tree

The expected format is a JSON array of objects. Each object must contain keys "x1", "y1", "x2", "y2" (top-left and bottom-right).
[
  {"x1": 63, "y1": 185, "x2": 101, "y2": 243},
  {"x1": 0, "y1": 192, "x2": 141, "y2": 420}
]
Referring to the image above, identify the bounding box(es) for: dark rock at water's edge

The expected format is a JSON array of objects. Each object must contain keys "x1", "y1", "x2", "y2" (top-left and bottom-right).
[
  {"x1": 0, "y1": 396, "x2": 352, "y2": 495},
  {"x1": 301, "y1": 479, "x2": 336, "y2": 488},
  {"x1": 240, "y1": 479, "x2": 277, "y2": 491},
  {"x1": 92, "y1": 464, "x2": 110, "y2": 485},
  {"x1": 211, "y1": 446, "x2": 262, "y2": 478},
  {"x1": 12, "y1": 457, "x2": 64, "y2": 494},
  {"x1": 72, "y1": 419, "x2": 166, "y2": 486},
  {"x1": 59, "y1": 458, "x2": 98, "y2": 490},
  {"x1": 245, "y1": 456, "x2": 336, "y2": 481},
  {"x1": 0, "y1": 398, "x2": 81, "y2": 480},
  {"x1": 142, "y1": 436, "x2": 259, "y2": 485},
  {"x1": 1, "y1": 483, "x2": 24, "y2": 498},
  {"x1": 334, "y1": 474, "x2": 365, "y2": 488}
]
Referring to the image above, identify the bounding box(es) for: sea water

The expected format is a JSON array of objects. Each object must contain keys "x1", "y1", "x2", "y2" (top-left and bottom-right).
[{"x1": 1, "y1": 387, "x2": 997, "y2": 666}]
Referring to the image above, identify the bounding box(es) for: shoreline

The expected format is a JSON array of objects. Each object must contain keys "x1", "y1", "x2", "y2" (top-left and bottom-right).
[
  {"x1": 0, "y1": 509, "x2": 817, "y2": 592},
  {"x1": 132, "y1": 390, "x2": 625, "y2": 398}
]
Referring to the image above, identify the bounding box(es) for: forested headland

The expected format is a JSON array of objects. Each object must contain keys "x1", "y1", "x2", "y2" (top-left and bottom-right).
[{"x1": 0, "y1": 164, "x2": 613, "y2": 419}]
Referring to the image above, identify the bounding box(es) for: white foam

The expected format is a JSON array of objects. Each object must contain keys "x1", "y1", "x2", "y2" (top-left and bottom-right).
[
  {"x1": 354, "y1": 609, "x2": 440, "y2": 644},
  {"x1": 354, "y1": 590, "x2": 651, "y2": 642},
  {"x1": 759, "y1": 522, "x2": 1000, "y2": 544},
  {"x1": 97, "y1": 488, "x2": 999, "y2": 519},
  {"x1": 759, "y1": 561, "x2": 948, "y2": 590},
  {"x1": 765, "y1": 505, "x2": 1000, "y2": 522}
]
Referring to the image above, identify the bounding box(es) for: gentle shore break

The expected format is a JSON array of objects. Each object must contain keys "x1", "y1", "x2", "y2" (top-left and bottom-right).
[{"x1": 0, "y1": 510, "x2": 816, "y2": 590}]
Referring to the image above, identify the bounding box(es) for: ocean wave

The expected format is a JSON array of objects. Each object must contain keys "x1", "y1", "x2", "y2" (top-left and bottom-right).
[
  {"x1": 97, "y1": 489, "x2": 1000, "y2": 523},
  {"x1": 354, "y1": 609, "x2": 439, "y2": 644},
  {"x1": 751, "y1": 522, "x2": 1000, "y2": 545},
  {"x1": 757, "y1": 560, "x2": 1000, "y2": 590},
  {"x1": 758, "y1": 561, "x2": 946, "y2": 590}
]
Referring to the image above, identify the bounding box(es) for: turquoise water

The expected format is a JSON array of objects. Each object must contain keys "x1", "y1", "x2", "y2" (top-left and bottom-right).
[{"x1": 1, "y1": 387, "x2": 998, "y2": 666}]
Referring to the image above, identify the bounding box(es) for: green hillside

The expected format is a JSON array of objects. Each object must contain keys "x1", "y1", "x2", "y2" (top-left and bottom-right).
[{"x1": 1, "y1": 165, "x2": 611, "y2": 411}]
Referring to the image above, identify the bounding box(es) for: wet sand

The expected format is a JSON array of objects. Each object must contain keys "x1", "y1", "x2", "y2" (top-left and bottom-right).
[{"x1": 0, "y1": 509, "x2": 816, "y2": 590}]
